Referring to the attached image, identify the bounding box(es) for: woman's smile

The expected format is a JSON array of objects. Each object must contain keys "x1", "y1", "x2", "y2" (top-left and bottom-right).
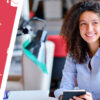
[{"x1": 85, "y1": 33, "x2": 96, "y2": 38}]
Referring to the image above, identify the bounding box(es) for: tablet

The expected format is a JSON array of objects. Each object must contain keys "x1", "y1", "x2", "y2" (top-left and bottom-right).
[
  {"x1": 0, "y1": 0, "x2": 24, "y2": 99},
  {"x1": 62, "y1": 89, "x2": 86, "y2": 100}
]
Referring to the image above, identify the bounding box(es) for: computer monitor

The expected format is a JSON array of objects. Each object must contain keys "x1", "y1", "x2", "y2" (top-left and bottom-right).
[{"x1": 0, "y1": 0, "x2": 24, "y2": 99}]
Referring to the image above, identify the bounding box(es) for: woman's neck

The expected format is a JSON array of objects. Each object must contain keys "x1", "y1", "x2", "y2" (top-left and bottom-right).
[{"x1": 88, "y1": 41, "x2": 100, "y2": 58}]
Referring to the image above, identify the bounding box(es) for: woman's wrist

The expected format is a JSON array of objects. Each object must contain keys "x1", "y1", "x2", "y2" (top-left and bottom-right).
[{"x1": 59, "y1": 95, "x2": 63, "y2": 100}]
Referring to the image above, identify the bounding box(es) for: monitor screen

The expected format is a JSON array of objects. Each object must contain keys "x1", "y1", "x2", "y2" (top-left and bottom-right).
[{"x1": 0, "y1": 0, "x2": 24, "y2": 99}]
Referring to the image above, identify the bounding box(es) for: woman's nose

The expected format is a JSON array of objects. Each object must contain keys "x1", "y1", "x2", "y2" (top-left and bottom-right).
[{"x1": 86, "y1": 24, "x2": 94, "y2": 32}]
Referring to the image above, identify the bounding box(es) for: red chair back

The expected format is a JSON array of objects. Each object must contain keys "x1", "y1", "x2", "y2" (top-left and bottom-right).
[{"x1": 47, "y1": 35, "x2": 67, "y2": 57}]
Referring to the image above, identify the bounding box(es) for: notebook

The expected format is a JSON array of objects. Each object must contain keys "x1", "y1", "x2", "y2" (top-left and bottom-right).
[{"x1": 62, "y1": 90, "x2": 86, "y2": 100}]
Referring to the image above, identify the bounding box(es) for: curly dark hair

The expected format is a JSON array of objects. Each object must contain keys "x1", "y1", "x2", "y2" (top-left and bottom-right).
[{"x1": 61, "y1": 0, "x2": 100, "y2": 64}]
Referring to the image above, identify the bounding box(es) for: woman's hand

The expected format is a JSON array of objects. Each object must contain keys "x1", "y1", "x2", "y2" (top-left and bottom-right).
[
  {"x1": 69, "y1": 92, "x2": 93, "y2": 100},
  {"x1": 59, "y1": 95, "x2": 63, "y2": 100}
]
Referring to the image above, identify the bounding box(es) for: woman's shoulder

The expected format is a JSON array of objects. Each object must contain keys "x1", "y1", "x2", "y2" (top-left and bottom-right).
[
  {"x1": 95, "y1": 47, "x2": 100, "y2": 57},
  {"x1": 66, "y1": 53, "x2": 76, "y2": 64}
]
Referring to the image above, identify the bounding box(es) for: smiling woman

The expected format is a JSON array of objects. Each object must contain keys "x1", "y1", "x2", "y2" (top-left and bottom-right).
[
  {"x1": 79, "y1": 11, "x2": 100, "y2": 57},
  {"x1": 54, "y1": 0, "x2": 100, "y2": 100}
]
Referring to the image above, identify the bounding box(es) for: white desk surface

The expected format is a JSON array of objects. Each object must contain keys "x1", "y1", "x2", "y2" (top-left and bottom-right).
[{"x1": 7, "y1": 90, "x2": 57, "y2": 100}]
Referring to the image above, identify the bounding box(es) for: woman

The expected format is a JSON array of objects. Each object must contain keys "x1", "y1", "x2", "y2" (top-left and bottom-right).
[{"x1": 54, "y1": 0, "x2": 100, "y2": 100}]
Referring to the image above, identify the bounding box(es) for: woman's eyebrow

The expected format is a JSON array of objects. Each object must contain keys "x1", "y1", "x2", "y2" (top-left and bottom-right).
[
  {"x1": 79, "y1": 19, "x2": 100, "y2": 23},
  {"x1": 79, "y1": 20, "x2": 86, "y2": 23}
]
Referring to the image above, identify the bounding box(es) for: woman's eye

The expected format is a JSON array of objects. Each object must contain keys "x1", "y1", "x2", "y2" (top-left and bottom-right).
[
  {"x1": 80, "y1": 23, "x2": 86, "y2": 26},
  {"x1": 93, "y1": 22, "x2": 98, "y2": 24}
]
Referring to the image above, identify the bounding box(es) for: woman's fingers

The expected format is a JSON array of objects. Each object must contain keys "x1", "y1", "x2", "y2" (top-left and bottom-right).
[
  {"x1": 79, "y1": 92, "x2": 93, "y2": 100},
  {"x1": 73, "y1": 96, "x2": 83, "y2": 100},
  {"x1": 69, "y1": 92, "x2": 93, "y2": 100}
]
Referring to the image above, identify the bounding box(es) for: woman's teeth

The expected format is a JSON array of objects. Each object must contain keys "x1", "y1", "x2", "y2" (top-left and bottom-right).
[{"x1": 86, "y1": 33, "x2": 95, "y2": 37}]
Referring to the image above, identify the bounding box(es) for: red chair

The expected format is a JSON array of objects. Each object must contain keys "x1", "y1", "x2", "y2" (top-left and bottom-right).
[
  {"x1": 29, "y1": 11, "x2": 35, "y2": 18},
  {"x1": 47, "y1": 35, "x2": 67, "y2": 96},
  {"x1": 47, "y1": 35, "x2": 67, "y2": 57}
]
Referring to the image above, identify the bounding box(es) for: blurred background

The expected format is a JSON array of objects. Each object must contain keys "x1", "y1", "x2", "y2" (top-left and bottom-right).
[{"x1": 6, "y1": 0, "x2": 81, "y2": 97}]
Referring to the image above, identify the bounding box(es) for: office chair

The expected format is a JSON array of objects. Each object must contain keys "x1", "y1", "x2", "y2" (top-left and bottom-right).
[{"x1": 47, "y1": 35, "x2": 67, "y2": 96}]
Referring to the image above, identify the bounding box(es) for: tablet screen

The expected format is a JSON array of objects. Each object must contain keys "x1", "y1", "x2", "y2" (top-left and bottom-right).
[{"x1": 62, "y1": 90, "x2": 86, "y2": 100}]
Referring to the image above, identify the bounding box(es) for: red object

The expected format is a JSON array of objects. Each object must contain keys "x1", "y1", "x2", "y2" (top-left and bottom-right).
[
  {"x1": 0, "y1": 0, "x2": 17, "y2": 88},
  {"x1": 47, "y1": 35, "x2": 67, "y2": 57},
  {"x1": 30, "y1": 11, "x2": 35, "y2": 18}
]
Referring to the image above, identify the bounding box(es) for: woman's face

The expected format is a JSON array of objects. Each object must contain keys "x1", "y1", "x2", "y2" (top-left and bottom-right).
[{"x1": 79, "y1": 11, "x2": 100, "y2": 46}]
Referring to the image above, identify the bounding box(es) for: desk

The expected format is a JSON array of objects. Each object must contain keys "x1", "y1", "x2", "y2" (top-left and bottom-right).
[{"x1": 7, "y1": 90, "x2": 57, "y2": 100}]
